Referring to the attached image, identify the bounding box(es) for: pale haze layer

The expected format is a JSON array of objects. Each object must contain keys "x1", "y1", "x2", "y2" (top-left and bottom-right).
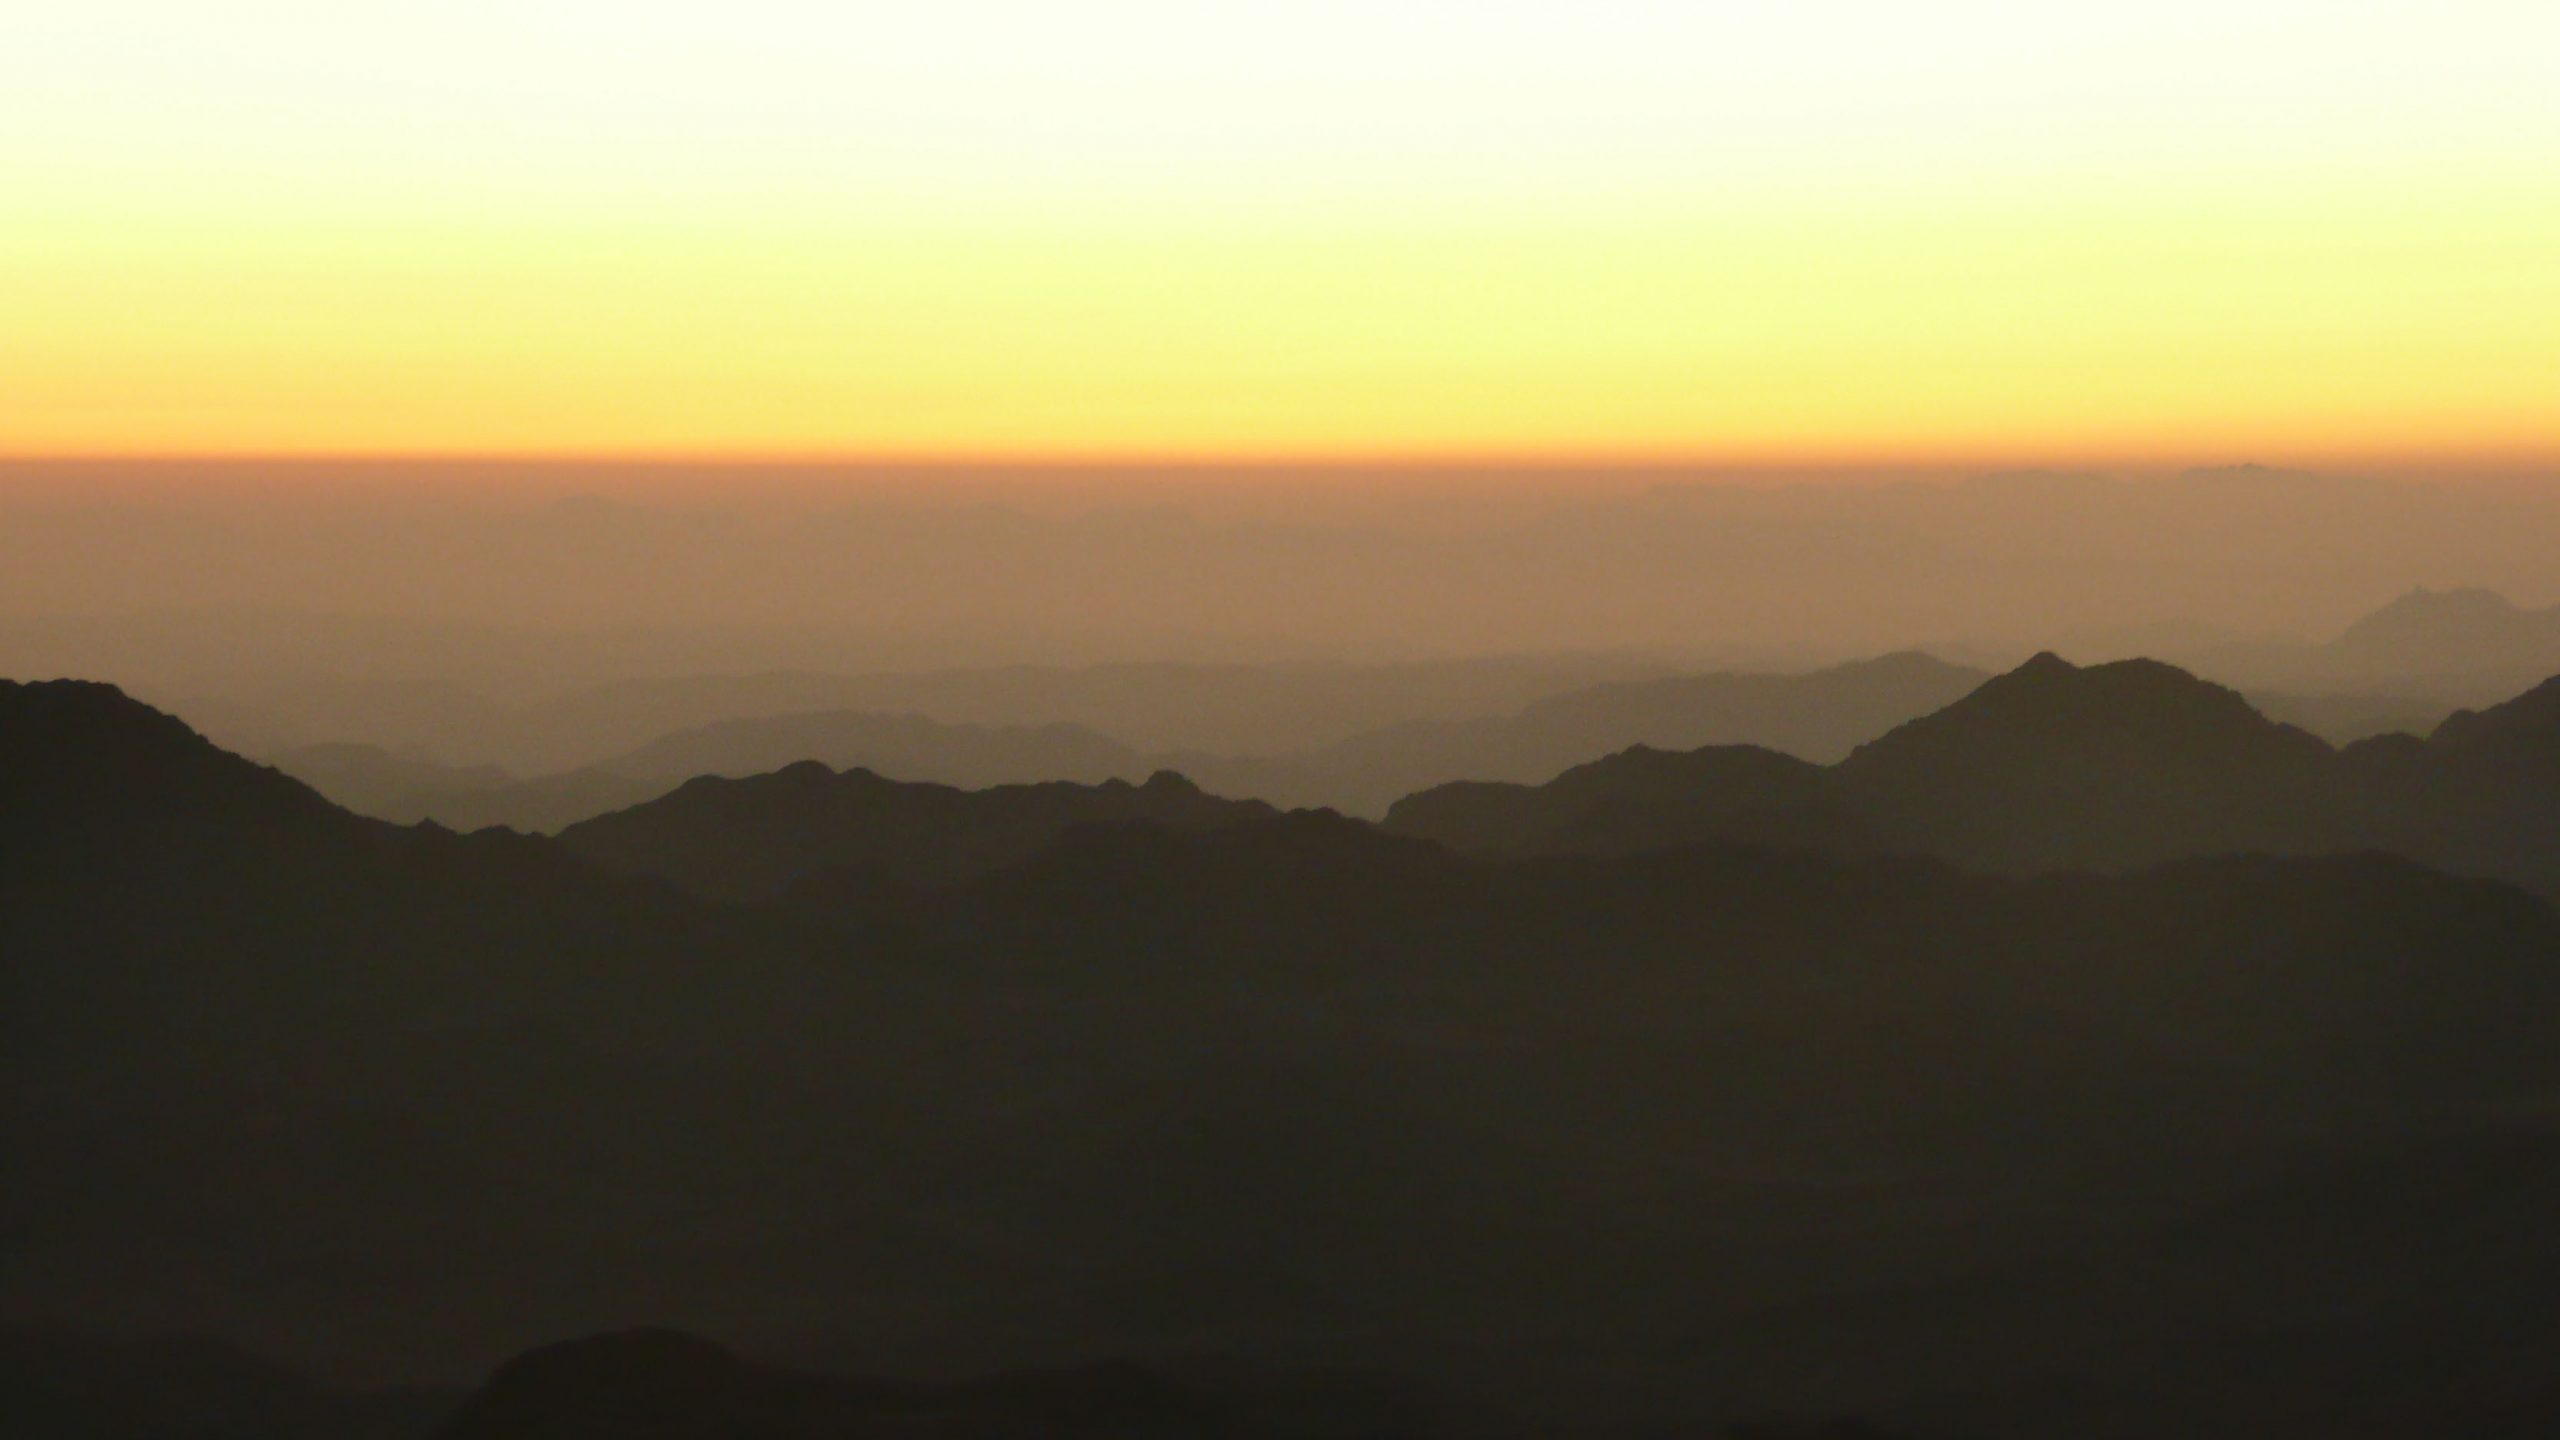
[
  {"x1": 4, "y1": 1, "x2": 2558, "y2": 461},
  {"x1": 6, "y1": 463, "x2": 2560, "y2": 775}
]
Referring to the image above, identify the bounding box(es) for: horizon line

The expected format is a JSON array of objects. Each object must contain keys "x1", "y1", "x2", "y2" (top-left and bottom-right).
[{"x1": 4, "y1": 448, "x2": 2557, "y2": 478}]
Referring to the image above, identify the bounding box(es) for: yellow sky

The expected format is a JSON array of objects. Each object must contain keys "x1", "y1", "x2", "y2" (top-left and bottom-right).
[{"x1": 4, "y1": 1, "x2": 2557, "y2": 464}]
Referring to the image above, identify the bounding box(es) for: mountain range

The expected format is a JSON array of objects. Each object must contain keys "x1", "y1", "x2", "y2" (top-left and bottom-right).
[
  {"x1": 9, "y1": 674, "x2": 2560, "y2": 1436},
  {"x1": 264, "y1": 711, "x2": 1158, "y2": 835},
  {"x1": 259, "y1": 653, "x2": 1992, "y2": 831},
  {"x1": 245, "y1": 586, "x2": 2559, "y2": 835}
]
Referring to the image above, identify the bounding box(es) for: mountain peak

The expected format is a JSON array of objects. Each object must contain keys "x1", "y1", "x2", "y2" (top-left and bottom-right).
[
  {"x1": 2335, "y1": 587, "x2": 2541, "y2": 648},
  {"x1": 2324, "y1": 588, "x2": 2560, "y2": 683},
  {"x1": 1837, "y1": 653, "x2": 2344, "y2": 871},
  {"x1": 1939, "y1": 654, "x2": 2274, "y2": 731},
  {"x1": 2364, "y1": 586, "x2": 2521, "y2": 624}
]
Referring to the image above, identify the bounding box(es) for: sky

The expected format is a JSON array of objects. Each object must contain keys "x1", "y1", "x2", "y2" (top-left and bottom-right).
[{"x1": 4, "y1": 1, "x2": 2557, "y2": 466}]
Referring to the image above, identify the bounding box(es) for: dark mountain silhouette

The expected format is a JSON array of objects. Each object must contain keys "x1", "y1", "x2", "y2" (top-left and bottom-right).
[
  {"x1": 2344, "y1": 673, "x2": 2560, "y2": 895},
  {"x1": 556, "y1": 763, "x2": 1278, "y2": 897},
  {"x1": 0, "y1": 678, "x2": 373, "y2": 874},
  {"x1": 0, "y1": 678, "x2": 342, "y2": 825},
  {"x1": 14, "y1": 681, "x2": 2560, "y2": 1437},
  {"x1": 2431, "y1": 671, "x2": 2560, "y2": 751},
  {"x1": 1386, "y1": 655, "x2": 2366, "y2": 872}
]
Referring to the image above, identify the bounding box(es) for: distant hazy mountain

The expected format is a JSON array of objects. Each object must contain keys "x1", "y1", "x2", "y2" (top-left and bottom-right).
[
  {"x1": 270, "y1": 655, "x2": 1987, "y2": 831},
  {"x1": 558, "y1": 763, "x2": 1276, "y2": 898},
  {"x1": 603, "y1": 708, "x2": 1145, "y2": 786},
  {"x1": 2240, "y1": 687, "x2": 2457, "y2": 746},
  {"x1": 2328, "y1": 587, "x2": 2560, "y2": 682},
  {"x1": 1189, "y1": 652, "x2": 1987, "y2": 815},
  {"x1": 264, "y1": 741, "x2": 666, "y2": 834},
  {"x1": 2176, "y1": 587, "x2": 2560, "y2": 702},
  {"x1": 1506, "y1": 652, "x2": 1991, "y2": 761},
  {"x1": 481, "y1": 654, "x2": 1686, "y2": 772},
  {"x1": 265, "y1": 710, "x2": 1159, "y2": 835}
]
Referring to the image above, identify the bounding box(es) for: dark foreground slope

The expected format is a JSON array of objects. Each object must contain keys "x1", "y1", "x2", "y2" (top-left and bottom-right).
[
  {"x1": 0, "y1": 1328, "x2": 457, "y2": 1440},
  {"x1": 9, "y1": 682, "x2": 2560, "y2": 1438},
  {"x1": 435, "y1": 1329, "x2": 1278, "y2": 1440}
]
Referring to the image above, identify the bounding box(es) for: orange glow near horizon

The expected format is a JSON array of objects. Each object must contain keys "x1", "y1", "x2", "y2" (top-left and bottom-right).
[{"x1": 10, "y1": 186, "x2": 2557, "y2": 469}]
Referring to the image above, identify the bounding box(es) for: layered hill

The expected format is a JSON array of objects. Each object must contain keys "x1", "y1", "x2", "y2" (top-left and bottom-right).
[
  {"x1": 557, "y1": 763, "x2": 1277, "y2": 898},
  {"x1": 268, "y1": 654, "x2": 1991, "y2": 830},
  {"x1": 1376, "y1": 744, "x2": 1876, "y2": 860},
  {"x1": 1182, "y1": 651, "x2": 1988, "y2": 814},
  {"x1": 264, "y1": 741, "x2": 662, "y2": 834},
  {"x1": 268, "y1": 710, "x2": 1155, "y2": 835}
]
